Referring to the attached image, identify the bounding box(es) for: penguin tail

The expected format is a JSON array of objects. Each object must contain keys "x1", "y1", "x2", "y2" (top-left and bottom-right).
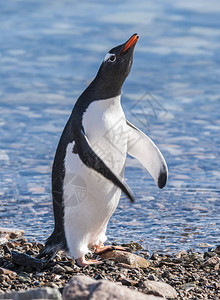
[{"x1": 37, "y1": 229, "x2": 68, "y2": 261}]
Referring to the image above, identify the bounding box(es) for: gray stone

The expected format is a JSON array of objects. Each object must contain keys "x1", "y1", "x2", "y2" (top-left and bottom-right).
[
  {"x1": 63, "y1": 275, "x2": 163, "y2": 300},
  {"x1": 181, "y1": 283, "x2": 196, "y2": 292},
  {"x1": 143, "y1": 280, "x2": 177, "y2": 299},
  {"x1": 52, "y1": 264, "x2": 66, "y2": 274},
  {"x1": 0, "y1": 287, "x2": 62, "y2": 299}
]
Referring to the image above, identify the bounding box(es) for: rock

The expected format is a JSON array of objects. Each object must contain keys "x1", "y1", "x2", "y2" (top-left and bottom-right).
[
  {"x1": 151, "y1": 253, "x2": 161, "y2": 261},
  {"x1": 0, "y1": 228, "x2": 24, "y2": 241},
  {"x1": 202, "y1": 255, "x2": 220, "y2": 267},
  {"x1": 143, "y1": 280, "x2": 177, "y2": 299},
  {"x1": 198, "y1": 243, "x2": 211, "y2": 248},
  {"x1": 158, "y1": 261, "x2": 177, "y2": 267},
  {"x1": 5, "y1": 242, "x2": 15, "y2": 249},
  {"x1": 204, "y1": 252, "x2": 217, "y2": 260},
  {"x1": 147, "y1": 274, "x2": 158, "y2": 281},
  {"x1": 63, "y1": 275, "x2": 163, "y2": 300},
  {"x1": 2, "y1": 245, "x2": 10, "y2": 255},
  {"x1": 0, "y1": 238, "x2": 8, "y2": 246},
  {"x1": 181, "y1": 283, "x2": 196, "y2": 292},
  {"x1": 174, "y1": 250, "x2": 187, "y2": 259},
  {"x1": 52, "y1": 264, "x2": 65, "y2": 274},
  {"x1": 121, "y1": 278, "x2": 138, "y2": 287},
  {"x1": 117, "y1": 263, "x2": 135, "y2": 269},
  {"x1": 24, "y1": 265, "x2": 33, "y2": 273},
  {"x1": 121, "y1": 241, "x2": 143, "y2": 251},
  {"x1": 11, "y1": 251, "x2": 45, "y2": 269},
  {"x1": 99, "y1": 250, "x2": 150, "y2": 268},
  {"x1": 0, "y1": 287, "x2": 62, "y2": 299},
  {"x1": 63, "y1": 265, "x2": 74, "y2": 274},
  {"x1": 215, "y1": 245, "x2": 220, "y2": 255},
  {"x1": 0, "y1": 268, "x2": 16, "y2": 278},
  {"x1": 45, "y1": 282, "x2": 59, "y2": 289}
]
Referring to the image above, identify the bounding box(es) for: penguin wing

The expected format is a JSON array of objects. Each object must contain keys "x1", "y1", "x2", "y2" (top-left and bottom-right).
[
  {"x1": 74, "y1": 129, "x2": 134, "y2": 202},
  {"x1": 126, "y1": 120, "x2": 168, "y2": 189}
]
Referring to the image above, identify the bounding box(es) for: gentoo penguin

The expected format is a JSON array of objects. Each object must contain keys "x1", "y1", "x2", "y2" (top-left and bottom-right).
[{"x1": 38, "y1": 34, "x2": 168, "y2": 266}]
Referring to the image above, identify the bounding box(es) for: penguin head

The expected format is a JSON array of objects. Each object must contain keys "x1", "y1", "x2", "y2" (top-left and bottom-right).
[{"x1": 94, "y1": 34, "x2": 139, "y2": 98}]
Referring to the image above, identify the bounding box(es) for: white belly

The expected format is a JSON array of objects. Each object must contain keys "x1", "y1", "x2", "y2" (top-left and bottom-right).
[{"x1": 63, "y1": 95, "x2": 128, "y2": 259}]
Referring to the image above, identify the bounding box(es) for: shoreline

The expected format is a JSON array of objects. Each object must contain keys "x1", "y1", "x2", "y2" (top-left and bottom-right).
[{"x1": 0, "y1": 229, "x2": 219, "y2": 299}]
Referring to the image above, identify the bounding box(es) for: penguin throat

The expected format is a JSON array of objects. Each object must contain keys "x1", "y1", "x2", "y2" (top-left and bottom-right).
[{"x1": 89, "y1": 76, "x2": 122, "y2": 100}]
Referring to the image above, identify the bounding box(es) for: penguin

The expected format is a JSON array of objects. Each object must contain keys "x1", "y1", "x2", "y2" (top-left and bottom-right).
[{"x1": 38, "y1": 34, "x2": 168, "y2": 266}]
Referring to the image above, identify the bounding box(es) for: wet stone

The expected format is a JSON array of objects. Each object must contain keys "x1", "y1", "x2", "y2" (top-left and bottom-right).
[
  {"x1": 11, "y1": 251, "x2": 45, "y2": 269},
  {"x1": 122, "y1": 241, "x2": 143, "y2": 251},
  {"x1": 215, "y1": 245, "x2": 220, "y2": 255},
  {"x1": 150, "y1": 253, "x2": 160, "y2": 261}
]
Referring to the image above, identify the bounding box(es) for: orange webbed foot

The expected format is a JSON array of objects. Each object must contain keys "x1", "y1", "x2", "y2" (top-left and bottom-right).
[
  {"x1": 94, "y1": 243, "x2": 128, "y2": 254},
  {"x1": 76, "y1": 256, "x2": 103, "y2": 267}
]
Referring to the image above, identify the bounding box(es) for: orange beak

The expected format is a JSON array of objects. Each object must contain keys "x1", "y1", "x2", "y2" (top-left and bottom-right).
[{"x1": 121, "y1": 34, "x2": 139, "y2": 54}]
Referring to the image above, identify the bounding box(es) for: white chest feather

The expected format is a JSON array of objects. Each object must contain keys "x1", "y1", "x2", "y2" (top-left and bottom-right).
[
  {"x1": 63, "y1": 95, "x2": 128, "y2": 259},
  {"x1": 82, "y1": 95, "x2": 128, "y2": 172}
]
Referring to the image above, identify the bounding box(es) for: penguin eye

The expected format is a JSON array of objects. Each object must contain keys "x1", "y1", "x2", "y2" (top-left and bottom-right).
[{"x1": 108, "y1": 55, "x2": 116, "y2": 62}]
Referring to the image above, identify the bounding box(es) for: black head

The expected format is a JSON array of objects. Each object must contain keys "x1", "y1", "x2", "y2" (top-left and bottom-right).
[{"x1": 84, "y1": 34, "x2": 139, "y2": 101}]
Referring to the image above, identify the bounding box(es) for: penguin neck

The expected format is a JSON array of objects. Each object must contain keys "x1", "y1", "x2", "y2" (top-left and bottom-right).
[
  {"x1": 84, "y1": 76, "x2": 122, "y2": 102},
  {"x1": 73, "y1": 78, "x2": 122, "y2": 118},
  {"x1": 90, "y1": 72, "x2": 122, "y2": 100}
]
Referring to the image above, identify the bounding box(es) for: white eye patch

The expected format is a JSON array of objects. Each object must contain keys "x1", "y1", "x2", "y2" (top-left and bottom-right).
[
  {"x1": 104, "y1": 52, "x2": 116, "y2": 62},
  {"x1": 104, "y1": 52, "x2": 112, "y2": 61}
]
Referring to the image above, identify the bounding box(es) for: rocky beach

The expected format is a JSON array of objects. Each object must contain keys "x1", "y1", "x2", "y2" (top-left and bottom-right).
[{"x1": 0, "y1": 228, "x2": 219, "y2": 299}]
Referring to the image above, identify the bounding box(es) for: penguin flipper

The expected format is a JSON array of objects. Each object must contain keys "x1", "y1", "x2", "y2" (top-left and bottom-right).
[
  {"x1": 74, "y1": 129, "x2": 134, "y2": 202},
  {"x1": 126, "y1": 120, "x2": 168, "y2": 189}
]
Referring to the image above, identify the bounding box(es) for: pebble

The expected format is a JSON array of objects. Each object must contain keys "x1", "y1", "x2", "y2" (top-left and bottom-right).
[
  {"x1": 52, "y1": 264, "x2": 66, "y2": 274},
  {"x1": 202, "y1": 255, "x2": 220, "y2": 267},
  {"x1": 63, "y1": 265, "x2": 74, "y2": 274},
  {"x1": 215, "y1": 245, "x2": 220, "y2": 255},
  {"x1": 121, "y1": 278, "x2": 138, "y2": 287},
  {"x1": 0, "y1": 228, "x2": 24, "y2": 240},
  {"x1": 181, "y1": 282, "x2": 196, "y2": 291},
  {"x1": 0, "y1": 268, "x2": 16, "y2": 279}
]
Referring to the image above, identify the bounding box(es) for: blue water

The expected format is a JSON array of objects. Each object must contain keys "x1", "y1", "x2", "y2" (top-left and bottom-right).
[{"x1": 0, "y1": 0, "x2": 220, "y2": 254}]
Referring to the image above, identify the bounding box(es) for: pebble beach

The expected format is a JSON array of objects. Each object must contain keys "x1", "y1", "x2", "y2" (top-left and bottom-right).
[{"x1": 0, "y1": 229, "x2": 219, "y2": 299}]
